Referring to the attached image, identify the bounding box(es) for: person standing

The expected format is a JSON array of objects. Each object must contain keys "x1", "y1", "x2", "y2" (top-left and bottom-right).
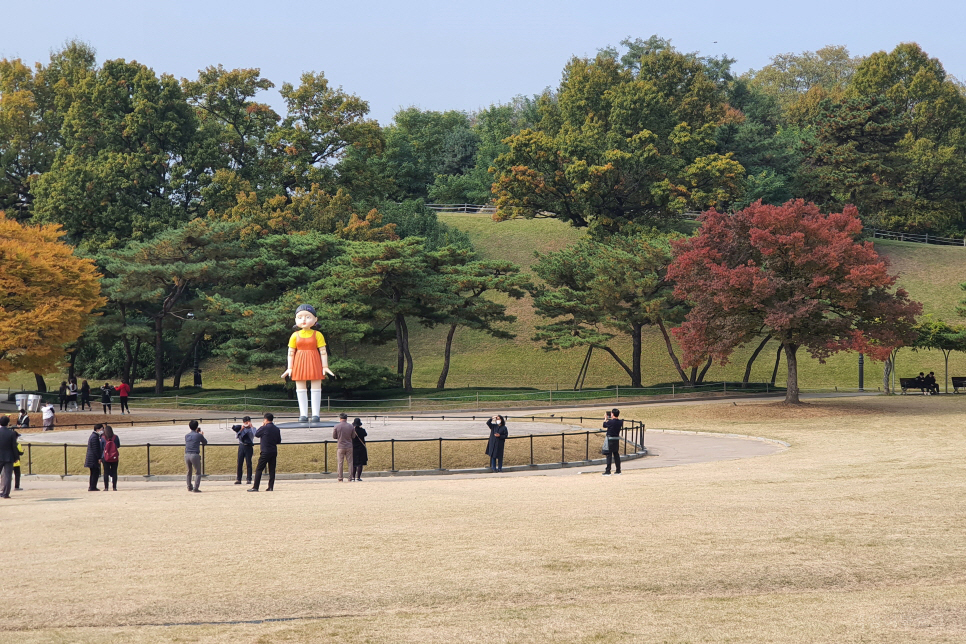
[
  {"x1": 42, "y1": 403, "x2": 55, "y2": 431},
  {"x1": 12, "y1": 428, "x2": 24, "y2": 491},
  {"x1": 485, "y1": 415, "x2": 508, "y2": 472},
  {"x1": 602, "y1": 408, "x2": 623, "y2": 476},
  {"x1": 84, "y1": 424, "x2": 104, "y2": 491},
  {"x1": 101, "y1": 425, "x2": 120, "y2": 491},
  {"x1": 332, "y1": 413, "x2": 355, "y2": 482},
  {"x1": 232, "y1": 416, "x2": 255, "y2": 485},
  {"x1": 100, "y1": 383, "x2": 114, "y2": 414},
  {"x1": 116, "y1": 379, "x2": 132, "y2": 414},
  {"x1": 184, "y1": 420, "x2": 207, "y2": 493},
  {"x1": 249, "y1": 413, "x2": 281, "y2": 492},
  {"x1": 67, "y1": 379, "x2": 78, "y2": 411},
  {"x1": 0, "y1": 417, "x2": 19, "y2": 499},
  {"x1": 80, "y1": 380, "x2": 92, "y2": 411},
  {"x1": 58, "y1": 381, "x2": 68, "y2": 411},
  {"x1": 350, "y1": 418, "x2": 368, "y2": 481}
]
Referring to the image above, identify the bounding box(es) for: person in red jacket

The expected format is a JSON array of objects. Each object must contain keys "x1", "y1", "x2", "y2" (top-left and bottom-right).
[{"x1": 115, "y1": 379, "x2": 132, "y2": 414}]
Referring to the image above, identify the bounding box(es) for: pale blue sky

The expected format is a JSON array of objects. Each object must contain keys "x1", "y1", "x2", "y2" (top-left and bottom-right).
[{"x1": 4, "y1": 0, "x2": 964, "y2": 124}]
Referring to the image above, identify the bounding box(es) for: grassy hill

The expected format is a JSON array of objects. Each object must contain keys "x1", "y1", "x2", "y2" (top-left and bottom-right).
[
  {"x1": 392, "y1": 216, "x2": 966, "y2": 392},
  {"x1": 4, "y1": 218, "x2": 966, "y2": 395}
]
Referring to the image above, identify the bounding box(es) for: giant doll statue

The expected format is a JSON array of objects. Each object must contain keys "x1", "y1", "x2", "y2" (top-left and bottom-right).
[{"x1": 281, "y1": 304, "x2": 335, "y2": 422}]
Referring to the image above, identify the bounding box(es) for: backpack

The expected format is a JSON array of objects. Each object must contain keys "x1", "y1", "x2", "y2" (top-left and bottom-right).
[{"x1": 103, "y1": 439, "x2": 119, "y2": 463}]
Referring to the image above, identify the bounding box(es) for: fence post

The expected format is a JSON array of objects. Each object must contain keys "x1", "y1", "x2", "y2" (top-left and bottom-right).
[
  {"x1": 201, "y1": 444, "x2": 205, "y2": 477},
  {"x1": 408, "y1": 396, "x2": 412, "y2": 410},
  {"x1": 438, "y1": 437, "x2": 443, "y2": 470},
  {"x1": 616, "y1": 385, "x2": 619, "y2": 402},
  {"x1": 549, "y1": 389, "x2": 552, "y2": 406},
  {"x1": 585, "y1": 431, "x2": 589, "y2": 461},
  {"x1": 327, "y1": 396, "x2": 330, "y2": 412},
  {"x1": 146, "y1": 444, "x2": 151, "y2": 477},
  {"x1": 724, "y1": 381, "x2": 727, "y2": 394},
  {"x1": 175, "y1": 395, "x2": 179, "y2": 409},
  {"x1": 391, "y1": 439, "x2": 396, "y2": 472},
  {"x1": 324, "y1": 441, "x2": 328, "y2": 474},
  {"x1": 530, "y1": 434, "x2": 533, "y2": 465},
  {"x1": 561, "y1": 432, "x2": 566, "y2": 464},
  {"x1": 63, "y1": 444, "x2": 68, "y2": 477},
  {"x1": 27, "y1": 444, "x2": 32, "y2": 475}
]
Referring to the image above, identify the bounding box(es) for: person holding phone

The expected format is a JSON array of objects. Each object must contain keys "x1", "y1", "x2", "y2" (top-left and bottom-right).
[
  {"x1": 602, "y1": 408, "x2": 623, "y2": 476},
  {"x1": 485, "y1": 415, "x2": 508, "y2": 472}
]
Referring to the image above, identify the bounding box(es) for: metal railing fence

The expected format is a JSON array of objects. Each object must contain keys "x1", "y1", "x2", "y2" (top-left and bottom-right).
[
  {"x1": 13, "y1": 382, "x2": 780, "y2": 416},
  {"x1": 20, "y1": 416, "x2": 646, "y2": 477}
]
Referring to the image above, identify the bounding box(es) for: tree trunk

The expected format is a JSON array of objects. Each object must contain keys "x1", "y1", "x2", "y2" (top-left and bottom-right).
[
  {"x1": 688, "y1": 365, "x2": 698, "y2": 384},
  {"x1": 154, "y1": 316, "x2": 164, "y2": 395},
  {"x1": 33, "y1": 373, "x2": 47, "y2": 393},
  {"x1": 943, "y1": 349, "x2": 951, "y2": 394},
  {"x1": 696, "y1": 356, "x2": 713, "y2": 383},
  {"x1": 770, "y1": 343, "x2": 783, "y2": 387},
  {"x1": 656, "y1": 318, "x2": 690, "y2": 383},
  {"x1": 396, "y1": 313, "x2": 414, "y2": 393},
  {"x1": 784, "y1": 343, "x2": 801, "y2": 404},
  {"x1": 742, "y1": 334, "x2": 772, "y2": 387},
  {"x1": 132, "y1": 337, "x2": 142, "y2": 382},
  {"x1": 395, "y1": 316, "x2": 404, "y2": 376},
  {"x1": 630, "y1": 323, "x2": 642, "y2": 387},
  {"x1": 173, "y1": 333, "x2": 204, "y2": 390},
  {"x1": 436, "y1": 323, "x2": 458, "y2": 390},
  {"x1": 121, "y1": 336, "x2": 133, "y2": 383},
  {"x1": 600, "y1": 346, "x2": 634, "y2": 381},
  {"x1": 882, "y1": 356, "x2": 893, "y2": 394}
]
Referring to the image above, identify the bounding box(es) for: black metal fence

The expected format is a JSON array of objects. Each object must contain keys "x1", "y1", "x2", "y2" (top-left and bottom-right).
[{"x1": 20, "y1": 417, "x2": 646, "y2": 477}]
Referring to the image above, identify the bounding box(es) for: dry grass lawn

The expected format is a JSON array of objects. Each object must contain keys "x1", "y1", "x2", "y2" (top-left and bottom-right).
[{"x1": 5, "y1": 395, "x2": 966, "y2": 643}]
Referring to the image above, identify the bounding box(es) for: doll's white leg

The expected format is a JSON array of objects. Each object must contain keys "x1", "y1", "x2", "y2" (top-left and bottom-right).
[
  {"x1": 310, "y1": 381, "x2": 322, "y2": 421},
  {"x1": 295, "y1": 381, "x2": 309, "y2": 421}
]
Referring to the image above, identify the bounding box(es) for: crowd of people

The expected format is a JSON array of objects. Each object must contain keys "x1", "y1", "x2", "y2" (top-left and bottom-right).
[
  {"x1": 55, "y1": 379, "x2": 132, "y2": 414},
  {"x1": 0, "y1": 407, "x2": 630, "y2": 496}
]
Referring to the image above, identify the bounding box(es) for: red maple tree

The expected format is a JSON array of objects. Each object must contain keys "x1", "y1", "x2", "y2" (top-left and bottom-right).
[{"x1": 667, "y1": 199, "x2": 921, "y2": 403}]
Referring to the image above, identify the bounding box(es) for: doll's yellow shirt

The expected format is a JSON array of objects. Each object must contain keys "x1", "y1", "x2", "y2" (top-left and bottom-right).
[{"x1": 288, "y1": 329, "x2": 326, "y2": 349}]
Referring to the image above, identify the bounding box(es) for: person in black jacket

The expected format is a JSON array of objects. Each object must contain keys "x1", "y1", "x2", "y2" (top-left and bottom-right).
[
  {"x1": 232, "y1": 416, "x2": 255, "y2": 485},
  {"x1": 602, "y1": 409, "x2": 623, "y2": 476},
  {"x1": 84, "y1": 424, "x2": 104, "y2": 491},
  {"x1": 249, "y1": 412, "x2": 282, "y2": 492},
  {"x1": 485, "y1": 415, "x2": 508, "y2": 472},
  {"x1": 350, "y1": 418, "x2": 368, "y2": 481},
  {"x1": 0, "y1": 416, "x2": 19, "y2": 498}
]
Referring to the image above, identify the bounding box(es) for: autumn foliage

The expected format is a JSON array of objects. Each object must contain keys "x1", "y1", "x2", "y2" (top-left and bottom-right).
[
  {"x1": 667, "y1": 200, "x2": 921, "y2": 402},
  {"x1": 0, "y1": 213, "x2": 104, "y2": 378}
]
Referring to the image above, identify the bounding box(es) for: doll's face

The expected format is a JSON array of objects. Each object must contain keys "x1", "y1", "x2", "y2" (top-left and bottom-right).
[{"x1": 295, "y1": 310, "x2": 318, "y2": 330}]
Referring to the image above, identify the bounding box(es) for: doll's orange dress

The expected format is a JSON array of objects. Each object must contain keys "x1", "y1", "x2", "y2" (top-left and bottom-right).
[{"x1": 289, "y1": 330, "x2": 326, "y2": 381}]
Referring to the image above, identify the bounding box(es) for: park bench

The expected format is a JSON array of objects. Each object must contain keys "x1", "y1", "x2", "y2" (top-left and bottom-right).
[
  {"x1": 899, "y1": 378, "x2": 922, "y2": 394},
  {"x1": 952, "y1": 377, "x2": 966, "y2": 393}
]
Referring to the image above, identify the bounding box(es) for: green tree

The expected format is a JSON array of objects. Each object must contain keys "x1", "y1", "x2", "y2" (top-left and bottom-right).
[
  {"x1": 428, "y1": 246, "x2": 530, "y2": 389},
  {"x1": 912, "y1": 318, "x2": 966, "y2": 393},
  {"x1": 0, "y1": 41, "x2": 97, "y2": 220},
  {"x1": 100, "y1": 219, "x2": 242, "y2": 393},
  {"x1": 746, "y1": 45, "x2": 861, "y2": 120},
  {"x1": 32, "y1": 58, "x2": 200, "y2": 250},
  {"x1": 491, "y1": 43, "x2": 744, "y2": 234},
  {"x1": 271, "y1": 71, "x2": 383, "y2": 193},
  {"x1": 530, "y1": 234, "x2": 688, "y2": 387},
  {"x1": 182, "y1": 66, "x2": 280, "y2": 188},
  {"x1": 315, "y1": 237, "x2": 453, "y2": 392}
]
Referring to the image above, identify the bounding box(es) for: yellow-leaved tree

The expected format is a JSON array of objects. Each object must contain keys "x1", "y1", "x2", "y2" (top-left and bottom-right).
[{"x1": 0, "y1": 212, "x2": 105, "y2": 380}]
